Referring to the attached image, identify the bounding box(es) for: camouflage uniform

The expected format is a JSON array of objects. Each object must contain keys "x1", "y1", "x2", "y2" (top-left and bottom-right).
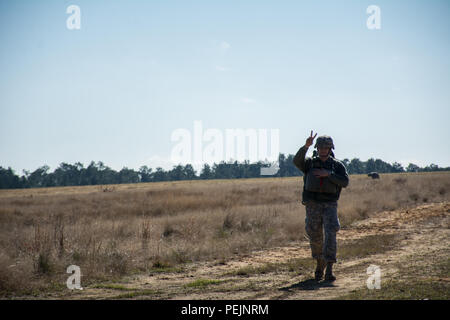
[
  {"x1": 293, "y1": 136, "x2": 349, "y2": 274},
  {"x1": 305, "y1": 200, "x2": 340, "y2": 263}
]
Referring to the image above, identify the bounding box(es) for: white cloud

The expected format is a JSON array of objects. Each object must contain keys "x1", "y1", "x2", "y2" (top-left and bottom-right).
[
  {"x1": 220, "y1": 41, "x2": 231, "y2": 49},
  {"x1": 215, "y1": 65, "x2": 227, "y2": 71},
  {"x1": 241, "y1": 97, "x2": 256, "y2": 104}
]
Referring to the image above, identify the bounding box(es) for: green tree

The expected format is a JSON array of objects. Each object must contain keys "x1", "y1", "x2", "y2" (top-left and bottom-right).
[
  {"x1": 118, "y1": 167, "x2": 140, "y2": 183},
  {"x1": 153, "y1": 167, "x2": 168, "y2": 182},
  {"x1": 406, "y1": 163, "x2": 420, "y2": 172},
  {"x1": 0, "y1": 167, "x2": 21, "y2": 189},
  {"x1": 139, "y1": 165, "x2": 153, "y2": 182},
  {"x1": 53, "y1": 162, "x2": 81, "y2": 186},
  {"x1": 348, "y1": 158, "x2": 365, "y2": 174},
  {"x1": 391, "y1": 162, "x2": 404, "y2": 173},
  {"x1": 27, "y1": 165, "x2": 51, "y2": 188},
  {"x1": 183, "y1": 164, "x2": 197, "y2": 180},
  {"x1": 200, "y1": 163, "x2": 214, "y2": 179}
]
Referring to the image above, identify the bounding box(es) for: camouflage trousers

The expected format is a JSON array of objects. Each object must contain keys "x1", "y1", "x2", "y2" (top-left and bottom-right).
[{"x1": 304, "y1": 200, "x2": 340, "y2": 263}]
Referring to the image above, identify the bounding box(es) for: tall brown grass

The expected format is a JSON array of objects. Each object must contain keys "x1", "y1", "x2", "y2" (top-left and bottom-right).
[{"x1": 0, "y1": 171, "x2": 449, "y2": 296}]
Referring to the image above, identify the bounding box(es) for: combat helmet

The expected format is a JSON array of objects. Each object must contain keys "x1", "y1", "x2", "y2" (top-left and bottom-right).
[{"x1": 314, "y1": 135, "x2": 335, "y2": 149}]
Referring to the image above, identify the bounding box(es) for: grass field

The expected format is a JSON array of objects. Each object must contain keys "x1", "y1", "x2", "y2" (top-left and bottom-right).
[{"x1": 0, "y1": 171, "x2": 449, "y2": 297}]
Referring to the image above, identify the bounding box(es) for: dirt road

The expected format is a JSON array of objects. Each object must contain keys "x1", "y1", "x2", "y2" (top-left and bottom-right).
[{"x1": 60, "y1": 201, "x2": 449, "y2": 300}]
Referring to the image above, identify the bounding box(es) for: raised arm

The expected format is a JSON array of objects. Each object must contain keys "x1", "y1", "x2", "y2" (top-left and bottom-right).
[{"x1": 293, "y1": 131, "x2": 316, "y2": 173}]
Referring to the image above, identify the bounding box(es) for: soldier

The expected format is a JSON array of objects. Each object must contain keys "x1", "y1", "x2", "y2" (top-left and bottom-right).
[{"x1": 293, "y1": 131, "x2": 349, "y2": 282}]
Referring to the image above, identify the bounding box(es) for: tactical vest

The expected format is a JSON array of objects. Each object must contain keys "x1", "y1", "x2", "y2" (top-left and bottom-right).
[{"x1": 303, "y1": 157, "x2": 339, "y2": 195}]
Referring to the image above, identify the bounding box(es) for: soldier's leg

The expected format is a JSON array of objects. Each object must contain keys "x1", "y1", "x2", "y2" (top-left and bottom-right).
[
  {"x1": 305, "y1": 202, "x2": 324, "y2": 261},
  {"x1": 305, "y1": 202, "x2": 325, "y2": 280},
  {"x1": 325, "y1": 262, "x2": 335, "y2": 282},
  {"x1": 322, "y1": 202, "x2": 339, "y2": 281}
]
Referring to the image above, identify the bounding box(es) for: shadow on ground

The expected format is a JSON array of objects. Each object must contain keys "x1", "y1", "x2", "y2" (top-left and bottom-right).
[{"x1": 280, "y1": 278, "x2": 337, "y2": 291}]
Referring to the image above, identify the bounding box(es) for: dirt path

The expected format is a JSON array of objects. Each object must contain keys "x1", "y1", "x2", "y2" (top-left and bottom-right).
[{"x1": 61, "y1": 202, "x2": 450, "y2": 300}]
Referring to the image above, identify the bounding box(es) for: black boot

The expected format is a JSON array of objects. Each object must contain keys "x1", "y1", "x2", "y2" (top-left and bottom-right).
[
  {"x1": 325, "y1": 262, "x2": 336, "y2": 282},
  {"x1": 314, "y1": 258, "x2": 326, "y2": 281}
]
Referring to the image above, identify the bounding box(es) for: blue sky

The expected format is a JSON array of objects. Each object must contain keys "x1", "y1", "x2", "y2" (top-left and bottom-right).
[{"x1": 1, "y1": 0, "x2": 449, "y2": 174}]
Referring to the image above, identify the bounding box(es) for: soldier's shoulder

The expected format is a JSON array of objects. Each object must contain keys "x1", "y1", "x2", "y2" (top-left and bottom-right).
[
  {"x1": 303, "y1": 157, "x2": 313, "y2": 169},
  {"x1": 331, "y1": 157, "x2": 346, "y2": 168}
]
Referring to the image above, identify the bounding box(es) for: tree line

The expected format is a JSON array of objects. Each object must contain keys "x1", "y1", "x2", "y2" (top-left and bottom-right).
[{"x1": 1, "y1": 154, "x2": 448, "y2": 189}]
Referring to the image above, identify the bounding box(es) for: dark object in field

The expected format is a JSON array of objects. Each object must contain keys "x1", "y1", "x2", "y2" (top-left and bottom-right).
[{"x1": 368, "y1": 172, "x2": 380, "y2": 179}]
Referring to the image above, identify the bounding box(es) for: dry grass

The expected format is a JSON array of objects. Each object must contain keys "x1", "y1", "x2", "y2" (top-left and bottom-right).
[
  {"x1": 337, "y1": 172, "x2": 449, "y2": 226},
  {"x1": 0, "y1": 171, "x2": 449, "y2": 296}
]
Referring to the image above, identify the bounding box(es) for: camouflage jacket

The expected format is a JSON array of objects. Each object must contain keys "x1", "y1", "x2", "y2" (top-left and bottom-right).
[{"x1": 293, "y1": 146, "x2": 349, "y2": 203}]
